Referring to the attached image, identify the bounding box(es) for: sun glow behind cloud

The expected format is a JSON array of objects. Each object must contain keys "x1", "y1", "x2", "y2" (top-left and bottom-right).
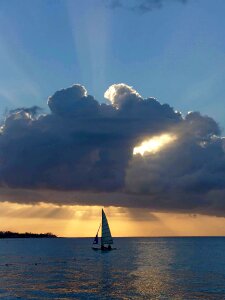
[
  {"x1": 1, "y1": 202, "x2": 225, "y2": 237},
  {"x1": 133, "y1": 133, "x2": 177, "y2": 156}
]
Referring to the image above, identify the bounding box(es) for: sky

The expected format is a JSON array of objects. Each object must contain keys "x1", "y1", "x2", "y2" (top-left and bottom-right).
[{"x1": 0, "y1": 0, "x2": 225, "y2": 236}]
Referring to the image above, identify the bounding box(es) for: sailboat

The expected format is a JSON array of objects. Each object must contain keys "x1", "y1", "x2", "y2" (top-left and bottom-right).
[{"x1": 92, "y1": 209, "x2": 116, "y2": 251}]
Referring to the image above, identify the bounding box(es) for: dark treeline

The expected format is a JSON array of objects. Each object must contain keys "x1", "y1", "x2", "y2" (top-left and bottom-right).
[{"x1": 0, "y1": 231, "x2": 57, "y2": 238}]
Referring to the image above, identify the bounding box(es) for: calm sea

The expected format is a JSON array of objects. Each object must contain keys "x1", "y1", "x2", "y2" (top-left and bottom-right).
[{"x1": 0, "y1": 237, "x2": 224, "y2": 299}]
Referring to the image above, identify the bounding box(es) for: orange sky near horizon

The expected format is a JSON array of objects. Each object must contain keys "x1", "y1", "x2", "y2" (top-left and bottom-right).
[{"x1": 0, "y1": 201, "x2": 225, "y2": 237}]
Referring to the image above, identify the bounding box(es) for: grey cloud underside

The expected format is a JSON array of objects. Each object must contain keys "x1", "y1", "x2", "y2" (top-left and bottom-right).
[
  {"x1": 0, "y1": 83, "x2": 225, "y2": 216},
  {"x1": 105, "y1": 0, "x2": 188, "y2": 13}
]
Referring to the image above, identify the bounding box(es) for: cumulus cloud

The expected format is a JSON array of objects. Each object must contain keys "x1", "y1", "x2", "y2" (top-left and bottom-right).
[
  {"x1": 105, "y1": 0, "x2": 189, "y2": 13},
  {"x1": 126, "y1": 116, "x2": 225, "y2": 215},
  {"x1": 0, "y1": 83, "x2": 225, "y2": 216},
  {"x1": 47, "y1": 84, "x2": 98, "y2": 117},
  {"x1": 9, "y1": 106, "x2": 42, "y2": 118},
  {"x1": 0, "y1": 83, "x2": 180, "y2": 191},
  {"x1": 104, "y1": 83, "x2": 142, "y2": 109}
]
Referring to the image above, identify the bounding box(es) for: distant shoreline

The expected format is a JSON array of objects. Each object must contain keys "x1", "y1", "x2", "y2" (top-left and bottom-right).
[{"x1": 0, "y1": 231, "x2": 57, "y2": 238}]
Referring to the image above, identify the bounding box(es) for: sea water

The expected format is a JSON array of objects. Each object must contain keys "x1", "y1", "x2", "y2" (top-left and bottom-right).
[{"x1": 0, "y1": 237, "x2": 224, "y2": 299}]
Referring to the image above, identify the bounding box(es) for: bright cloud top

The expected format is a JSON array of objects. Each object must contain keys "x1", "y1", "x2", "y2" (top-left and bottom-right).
[{"x1": 104, "y1": 83, "x2": 141, "y2": 109}]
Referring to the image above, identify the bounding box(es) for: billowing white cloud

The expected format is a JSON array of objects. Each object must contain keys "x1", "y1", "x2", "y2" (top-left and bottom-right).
[{"x1": 104, "y1": 83, "x2": 141, "y2": 109}]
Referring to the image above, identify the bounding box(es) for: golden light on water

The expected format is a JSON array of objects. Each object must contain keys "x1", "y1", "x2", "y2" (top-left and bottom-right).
[{"x1": 133, "y1": 134, "x2": 177, "y2": 156}]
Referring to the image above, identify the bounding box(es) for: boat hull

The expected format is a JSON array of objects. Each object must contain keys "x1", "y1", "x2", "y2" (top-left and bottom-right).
[{"x1": 92, "y1": 247, "x2": 116, "y2": 251}]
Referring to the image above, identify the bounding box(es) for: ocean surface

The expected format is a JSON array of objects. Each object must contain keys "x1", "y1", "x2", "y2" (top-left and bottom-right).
[{"x1": 0, "y1": 237, "x2": 225, "y2": 299}]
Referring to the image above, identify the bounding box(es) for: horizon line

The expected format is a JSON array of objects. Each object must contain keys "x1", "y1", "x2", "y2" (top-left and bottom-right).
[{"x1": 60, "y1": 235, "x2": 225, "y2": 238}]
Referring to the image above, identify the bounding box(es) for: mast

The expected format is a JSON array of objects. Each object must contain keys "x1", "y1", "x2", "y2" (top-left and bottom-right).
[{"x1": 101, "y1": 209, "x2": 113, "y2": 246}]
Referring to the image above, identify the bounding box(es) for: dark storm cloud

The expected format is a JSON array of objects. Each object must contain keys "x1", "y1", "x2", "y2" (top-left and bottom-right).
[
  {"x1": 0, "y1": 83, "x2": 225, "y2": 216},
  {"x1": 105, "y1": 0, "x2": 188, "y2": 13},
  {"x1": 126, "y1": 115, "x2": 225, "y2": 215},
  {"x1": 0, "y1": 84, "x2": 180, "y2": 191}
]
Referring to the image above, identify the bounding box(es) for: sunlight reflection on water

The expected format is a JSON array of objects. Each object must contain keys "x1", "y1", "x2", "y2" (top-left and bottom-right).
[{"x1": 0, "y1": 238, "x2": 225, "y2": 299}]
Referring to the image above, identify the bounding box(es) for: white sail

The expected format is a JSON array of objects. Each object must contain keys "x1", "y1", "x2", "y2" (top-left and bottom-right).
[{"x1": 101, "y1": 209, "x2": 113, "y2": 245}]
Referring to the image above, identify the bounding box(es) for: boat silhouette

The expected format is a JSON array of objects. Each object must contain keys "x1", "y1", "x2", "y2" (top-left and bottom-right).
[{"x1": 92, "y1": 209, "x2": 116, "y2": 251}]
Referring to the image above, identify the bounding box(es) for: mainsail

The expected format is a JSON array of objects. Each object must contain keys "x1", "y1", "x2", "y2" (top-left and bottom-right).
[{"x1": 101, "y1": 209, "x2": 113, "y2": 245}]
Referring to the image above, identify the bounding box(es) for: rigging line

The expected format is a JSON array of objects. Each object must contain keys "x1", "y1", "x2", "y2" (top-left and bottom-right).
[{"x1": 97, "y1": 222, "x2": 101, "y2": 234}]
